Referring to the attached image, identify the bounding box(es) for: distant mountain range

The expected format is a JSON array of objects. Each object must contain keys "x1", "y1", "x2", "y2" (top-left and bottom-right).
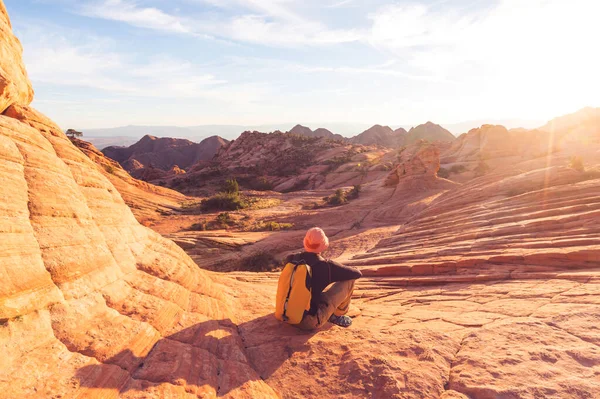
[
  {"x1": 79, "y1": 118, "x2": 545, "y2": 149},
  {"x1": 102, "y1": 135, "x2": 228, "y2": 178}
]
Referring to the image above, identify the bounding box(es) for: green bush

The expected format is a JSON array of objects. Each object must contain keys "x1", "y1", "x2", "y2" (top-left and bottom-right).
[
  {"x1": 254, "y1": 221, "x2": 294, "y2": 231},
  {"x1": 569, "y1": 156, "x2": 585, "y2": 172},
  {"x1": 221, "y1": 178, "x2": 240, "y2": 194},
  {"x1": 201, "y1": 192, "x2": 248, "y2": 212},
  {"x1": 437, "y1": 167, "x2": 450, "y2": 179},
  {"x1": 239, "y1": 251, "x2": 281, "y2": 272},
  {"x1": 215, "y1": 212, "x2": 234, "y2": 228},
  {"x1": 324, "y1": 188, "x2": 348, "y2": 206}
]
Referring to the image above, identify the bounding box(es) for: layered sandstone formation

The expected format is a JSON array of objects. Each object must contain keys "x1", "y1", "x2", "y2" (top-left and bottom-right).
[
  {"x1": 2, "y1": 2, "x2": 600, "y2": 398},
  {"x1": 385, "y1": 142, "x2": 442, "y2": 186},
  {"x1": 70, "y1": 137, "x2": 189, "y2": 224},
  {"x1": 169, "y1": 130, "x2": 395, "y2": 195},
  {"x1": 441, "y1": 110, "x2": 600, "y2": 174},
  {"x1": 0, "y1": 2, "x2": 33, "y2": 114},
  {"x1": 0, "y1": 7, "x2": 271, "y2": 397}
]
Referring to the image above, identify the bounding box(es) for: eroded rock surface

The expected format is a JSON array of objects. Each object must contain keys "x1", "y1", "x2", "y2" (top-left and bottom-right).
[
  {"x1": 0, "y1": 2, "x2": 33, "y2": 113},
  {"x1": 1, "y1": 2, "x2": 600, "y2": 398}
]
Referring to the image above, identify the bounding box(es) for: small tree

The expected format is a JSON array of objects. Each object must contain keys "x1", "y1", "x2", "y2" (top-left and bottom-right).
[
  {"x1": 324, "y1": 188, "x2": 348, "y2": 206},
  {"x1": 66, "y1": 129, "x2": 83, "y2": 139}
]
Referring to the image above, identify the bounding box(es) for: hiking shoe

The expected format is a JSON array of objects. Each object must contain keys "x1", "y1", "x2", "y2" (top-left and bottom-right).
[{"x1": 329, "y1": 314, "x2": 352, "y2": 327}]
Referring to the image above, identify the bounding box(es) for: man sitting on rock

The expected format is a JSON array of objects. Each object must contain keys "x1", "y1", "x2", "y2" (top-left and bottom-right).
[{"x1": 286, "y1": 227, "x2": 362, "y2": 329}]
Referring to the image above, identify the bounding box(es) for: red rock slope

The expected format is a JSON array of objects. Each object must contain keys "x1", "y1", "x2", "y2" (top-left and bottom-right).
[{"x1": 69, "y1": 137, "x2": 190, "y2": 224}]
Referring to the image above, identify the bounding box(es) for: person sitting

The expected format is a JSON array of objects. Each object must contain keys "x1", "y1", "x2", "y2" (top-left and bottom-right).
[{"x1": 286, "y1": 227, "x2": 362, "y2": 329}]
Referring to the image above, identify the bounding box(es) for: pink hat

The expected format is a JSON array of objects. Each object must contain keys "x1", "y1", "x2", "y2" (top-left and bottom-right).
[{"x1": 303, "y1": 227, "x2": 329, "y2": 253}]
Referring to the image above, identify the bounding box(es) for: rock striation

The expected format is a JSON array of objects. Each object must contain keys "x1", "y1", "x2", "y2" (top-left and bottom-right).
[
  {"x1": 2, "y1": 2, "x2": 600, "y2": 398},
  {"x1": 384, "y1": 142, "x2": 441, "y2": 186},
  {"x1": 0, "y1": 2, "x2": 33, "y2": 113},
  {"x1": 70, "y1": 137, "x2": 189, "y2": 224},
  {"x1": 170, "y1": 130, "x2": 396, "y2": 194}
]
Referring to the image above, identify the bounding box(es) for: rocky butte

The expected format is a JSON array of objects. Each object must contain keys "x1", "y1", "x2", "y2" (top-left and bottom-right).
[{"x1": 1, "y1": 2, "x2": 600, "y2": 398}]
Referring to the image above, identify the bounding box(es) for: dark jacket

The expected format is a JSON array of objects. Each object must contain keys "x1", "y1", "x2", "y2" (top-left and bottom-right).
[{"x1": 285, "y1": 252, "x2": 362, "y2": 315}]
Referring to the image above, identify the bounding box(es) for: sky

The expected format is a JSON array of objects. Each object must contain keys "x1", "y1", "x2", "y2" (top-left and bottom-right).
[{"x1": 5, "y1": 0, "x2": 600, "y2": 132}]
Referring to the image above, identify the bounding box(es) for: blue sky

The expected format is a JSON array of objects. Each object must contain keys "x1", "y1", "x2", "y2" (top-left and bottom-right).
[{"x1": 5, "y1": 0, "x2": 599, "y2": 130}]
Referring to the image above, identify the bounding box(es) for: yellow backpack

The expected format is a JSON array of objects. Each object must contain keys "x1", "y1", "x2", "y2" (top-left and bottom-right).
[{"x1": 275, "y1": 261, "x2": 312, "y2": 324}]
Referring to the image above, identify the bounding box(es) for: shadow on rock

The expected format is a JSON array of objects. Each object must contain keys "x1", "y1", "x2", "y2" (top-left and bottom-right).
[{"x1": 74, "y1": 313, "x2": 326, "y2": 397}]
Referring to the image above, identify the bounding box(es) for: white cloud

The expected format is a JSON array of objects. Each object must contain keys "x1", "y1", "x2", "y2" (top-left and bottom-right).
[
  {"x1": 327, "y1": 0, "x2": 355, "y2": 8},
  {"x1": 75, "y1": 0, "x2": 363, "y2": 47},
  {"x1": 224, "y1": 14, "x2": 362, "y2": 46},
  {"x1": 19, "y1": 25, "x2": 269, "y2": 103},
  {"x1": 79, "y1": 0, "x2": 199, "y2": 35},
  {"x1": 366, "y1": 0, "x2": 600, "y2": 118}
]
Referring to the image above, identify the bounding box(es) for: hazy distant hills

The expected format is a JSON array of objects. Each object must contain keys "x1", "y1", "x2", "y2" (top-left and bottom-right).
[
  {"x1": 80, "y1": 119, "x2": 546, "y2": 150},
  {"x1": 350, "y1": 125, "x2": 407, "y2": 147},
  {"x1": 288, "y1": 124, "x2": 346, "y2": 141},
  {"x1": 81, "y1": 123, "x2": 373, "y2": 148},
  {"x1": 103, "y1": 134, "x2": 228, "y2": 174}
]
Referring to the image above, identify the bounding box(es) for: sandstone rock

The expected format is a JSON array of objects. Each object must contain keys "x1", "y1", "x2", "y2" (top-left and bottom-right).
[
  {"x1": 0, "y1": 2, "x2": 33, "y2": 113},
  {"x1": 448, "y1": 320, "x2": 600, "y2": 398},
  {"x1": 69, "y1": 137, "x2": 189, "y2": 223},
  {"x1": 172, "y1": 130, "x2": 394, "y2": 195},
  {"x1": 2, "y1": 2, "x2": 600, "y2": 398},
  {"x1": 385, "y1": 142, "x2": 441, "y2": 186}
]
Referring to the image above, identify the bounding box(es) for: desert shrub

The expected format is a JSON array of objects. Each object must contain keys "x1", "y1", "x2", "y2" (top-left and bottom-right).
[
  {"x1": 201, "y1": 192, "x2": 248, "y2": 212},
  {"x1": 324, "y1": 188, "x2": 348, "y2": 206},
  {"x1": 214, "y1": 212, "x2": 234, "y2": 228},
  {"x1": 253, "y1": 221, "x2": 294, "y2": 231},
  {"x1": 437, "y1": 167, "x2": 450, "y2": 179},
  {"x1": 569, "y1": 156, "x2": 585, "y2": 172},
  {"x1": 103, "y1": 164, "x2": 116, "y2": 175},
  {"x1": 239, "y1": 251, "x2": 281, "y2": 272},
  {"x1": 303, "y1": 201, "x2": 321, "y2": 210},
  {"x1": 252, "y1": 176, "x2": 274, "y2": 191},
  {"x1": 449, "y1": 165, "x2": 467, "y2": 174},
  {"x1": 474, "y1": 160, "x2": 491, "y2": 177},
  {"x1": 189, "y1": 222, "x2": 207, "y2": 231},
  {"x1": 347, "y1": 184, "x2": 362, "y2": 199},
  {"x1": 221, "y1": 178, "x2": 240, "y2": 194},
  {"x1": 246, "y1": 197, "x2": 282, "y2": 210},
  {"x1": 290, "y1": 134, "x2": 320, "y2": 146}
]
